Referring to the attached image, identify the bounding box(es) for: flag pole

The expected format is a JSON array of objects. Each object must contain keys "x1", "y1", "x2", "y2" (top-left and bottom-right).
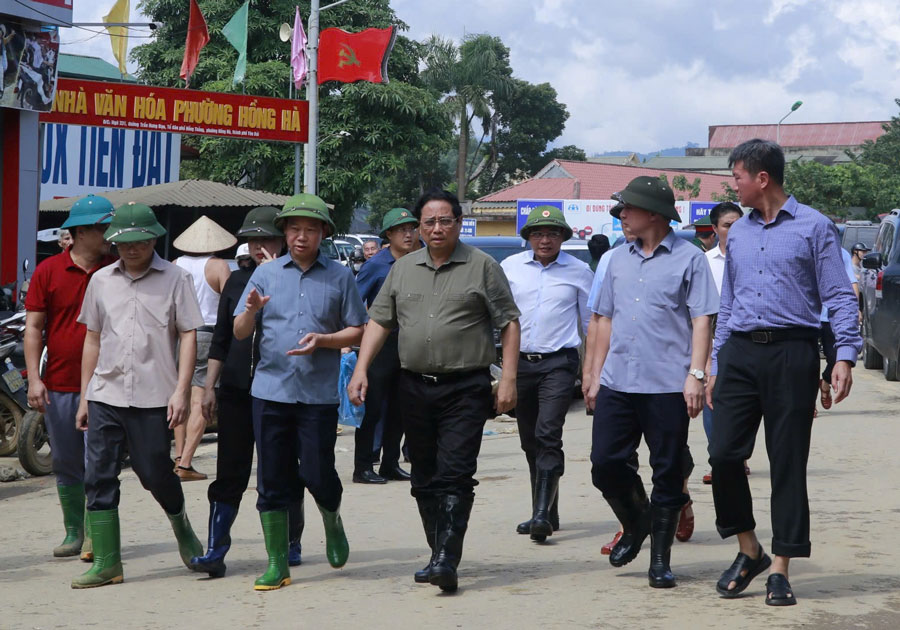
[
  {"x1": 304, "y1": 0, "x2": 320, "y2": 195},
  {"x1": 304, "y1": 0, "x2": 352, "y2": 195}
]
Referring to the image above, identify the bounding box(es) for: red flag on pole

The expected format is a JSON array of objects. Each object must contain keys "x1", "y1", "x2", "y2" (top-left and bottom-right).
[
  {"x1": 317, "y1": 27, "x2": 397, "y2": 85},
  {"x1": 180, "y1": 0, "x2": 210, "y2": 86}
]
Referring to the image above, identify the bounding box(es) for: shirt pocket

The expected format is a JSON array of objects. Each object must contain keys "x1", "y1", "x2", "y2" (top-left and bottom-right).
[
  {"x1": 141, "y1": 298, "x2": 172, "y2": 328},
  {"x1": 396, "y1": 292, "x2": 423, "y2": 329},
  {"x1": 648, "y1": 271, "x2": 685, "y2": 310}
]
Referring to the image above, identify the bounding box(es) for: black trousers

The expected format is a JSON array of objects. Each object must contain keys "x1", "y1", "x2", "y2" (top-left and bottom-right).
[
  {"x1": 209, "y1": 386, "x2": 305, "y2": 508},
  {"x1": 590, "y1": 387, "x2": 690, "y2": 509},
  {"x1": 820, "y1": 322, "x2": 837, "y2": 384},
  {"x1": 709, "y1": 335, "x2": 818, "y2": 557},
  {"x1": 85, "y1": 401, "x2": 184, "y2": 515},
  {"x1": 515, "y1": 349, "x2": 579, "y2": 474},
  {"x1": 399, "y1": 369, "x2": 493, "y2": 500},
  {"x1": 354, "y1": 337, "x2": 403, "y2": 473},
  {"x1": 252, "y1": 398, "x2": 342, "y2": 513}
]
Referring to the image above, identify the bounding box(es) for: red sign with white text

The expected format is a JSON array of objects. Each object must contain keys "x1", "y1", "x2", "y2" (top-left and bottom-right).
[{"x1": 41, "y1": 79, "x2": 309, "y2": 143}]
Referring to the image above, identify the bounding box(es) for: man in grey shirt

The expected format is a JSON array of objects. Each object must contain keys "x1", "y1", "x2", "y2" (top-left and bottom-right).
[{"x1": 585, "y1": 176, "x2": 718, "y2": 589}]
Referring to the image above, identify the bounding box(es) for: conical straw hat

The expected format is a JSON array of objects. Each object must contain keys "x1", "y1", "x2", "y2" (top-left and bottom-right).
[{"x1": 172, "y1": 215, "x2": 237, "y2": 254}]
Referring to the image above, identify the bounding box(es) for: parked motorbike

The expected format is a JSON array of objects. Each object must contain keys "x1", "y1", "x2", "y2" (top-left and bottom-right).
[{"x1": 0, "y1": 311, "x2": 27, "y2": 457}]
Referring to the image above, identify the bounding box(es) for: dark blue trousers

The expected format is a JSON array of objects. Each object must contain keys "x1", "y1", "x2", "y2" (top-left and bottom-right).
[
  {"x1": 252, "y1": 397, "x2": 342, "y2": 513},
  {"x1": 590, "y1": 387, "x2": 690, "y2": 509}
]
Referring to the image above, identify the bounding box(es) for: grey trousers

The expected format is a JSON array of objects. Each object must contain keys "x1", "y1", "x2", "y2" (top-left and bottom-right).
[
  {"x1": 45, "y1": 391, "x2": 87, "y2": 486},
  {"x1": 85, "y1": 401, "x2": 184, "y2": 515}
]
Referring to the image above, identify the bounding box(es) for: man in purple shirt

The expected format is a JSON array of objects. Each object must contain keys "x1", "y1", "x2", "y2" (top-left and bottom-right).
[{"x1": 707, "y1": 139, "x2": 861, "y2": 607}]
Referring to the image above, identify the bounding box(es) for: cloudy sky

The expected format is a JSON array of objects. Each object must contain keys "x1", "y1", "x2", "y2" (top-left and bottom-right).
[{"x1": 60, "y1": 0, "x2": 900, "y2": 154}]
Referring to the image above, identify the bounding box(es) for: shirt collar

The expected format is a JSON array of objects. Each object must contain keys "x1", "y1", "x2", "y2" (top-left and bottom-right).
[
  {"x1": 629, "y1": 229, "x2": 677, "y2": 258},
  {"x1": 749, "y1": 195, "x2": 797, "y2": 222},
  {"x1": 279, "y1": 249, "x2": 329, "y2": 271},
  {"x1": 113, "y1": 251, "x2": 166, "y2": 277},
  {"x1": 709, "y1": 246, "x2": 726, "y2": 259},
  {"x1": 418, "y1": 240, "x2": 470, "y2": 269},
  {"x1": 527, "y1": 249, "x2": 570, "y2": 266}
]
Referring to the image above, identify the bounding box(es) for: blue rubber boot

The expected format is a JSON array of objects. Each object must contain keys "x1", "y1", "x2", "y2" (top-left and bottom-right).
[{"x1": 190, "y1": 502, "x2": 238, "y2": 578}]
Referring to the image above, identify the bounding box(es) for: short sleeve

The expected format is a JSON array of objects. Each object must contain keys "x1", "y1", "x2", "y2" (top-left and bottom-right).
[
  {"x1": 685, "y1": 253, "x2": 720, "y2": 318},
  {"x1": 595, "y1": 261, "x2": 615, "y2": 319},
  {"x1": 367, "y1": 265, "x2": 398, "y2": 329},
  {"x1": 174, "y1": 271, "x2": 205, "y2": 332},
  {"x1": 340, "y1": 271, "x2": 369, "y2": 328},
  {"x1": 483, "y1": 258, "x2": 520, "y2": 329},
  {"x1": 24, "y1": 262, "x2": 49, "y2": 312},
  {"x1": 234, "y1": 266, "x2": 267, "y2": 317},
  {"x1": 77, "y1": 276, "x2": 101, "y2": 332}
]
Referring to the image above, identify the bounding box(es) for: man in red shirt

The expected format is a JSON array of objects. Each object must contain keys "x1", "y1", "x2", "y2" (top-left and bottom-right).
[{"x1": 25, "y1": 195, "x2": 116, "y2": 560}]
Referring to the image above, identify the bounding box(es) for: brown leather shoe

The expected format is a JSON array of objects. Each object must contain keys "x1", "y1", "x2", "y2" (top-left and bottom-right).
[
  {"x1": 675, "y1": 499, "x2": 694, "y2": 542},
  {"x1": 702, "y1": 471, "x2": 712, "y2": 484},
  {"x1": 174, "y1": 465, "x2": 208, "y2": 481},
  {"x1": 600, "y1": 531, "x2": 623, "y2": 555}
]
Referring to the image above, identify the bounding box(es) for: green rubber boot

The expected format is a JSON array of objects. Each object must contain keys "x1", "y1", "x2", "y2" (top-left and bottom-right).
[
  {"x1": 71, "y1": 509, "x2": 123, "y2": 589},
  {"x1": 80, "y1": 503, "x2": 93, "y2": 562},
  {"x1": 318, "y1": 503, "x2": 349, "y2": 568},
  {"x1": 54, "y1": 484, "x2": 85, "y2": 557},
  {"x1": 166, "y1": 504, "x2": 204, "y2": 569},
  {"x1": 254, "y1": 511, "x2": 291, "y2": 591}
]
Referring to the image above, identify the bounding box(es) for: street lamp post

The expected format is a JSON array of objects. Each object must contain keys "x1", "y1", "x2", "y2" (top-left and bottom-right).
[{"x1": 776, "y1": 100, "x2": 803, "y2": 145}]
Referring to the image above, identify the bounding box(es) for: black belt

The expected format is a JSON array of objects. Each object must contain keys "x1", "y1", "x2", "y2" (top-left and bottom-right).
[
  {"x1": 732, "y1": 327, "x2": 819, "y2": 344},
  {"x1": 402, "y1": 368, "x2": 489, "y2": 385},
  {"x1": 197, "y1": 325, "x2": 215, "y2": 333},
  {"x1": 519, "y1": 348, "x2": 574, "y2": 362}
]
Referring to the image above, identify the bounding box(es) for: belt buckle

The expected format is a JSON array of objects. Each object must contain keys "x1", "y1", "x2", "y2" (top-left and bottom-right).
[
  {"x1": 421, "y1": 373, "x2": 439, "y2": 384},
  {"x1": 750, "y1": 331, "x2": 771, "y2": 344},
  {"x1": 526, "y1": 353, "x2": 543, "y2": 362}
]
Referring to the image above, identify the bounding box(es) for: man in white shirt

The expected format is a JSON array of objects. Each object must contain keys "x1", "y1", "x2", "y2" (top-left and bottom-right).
[
  {"x1": 501, "y1": 206, "x2": 592, "y2": 542},
  {"x1": 701, "y1": 202, "x2": 744, "y2": 484}
]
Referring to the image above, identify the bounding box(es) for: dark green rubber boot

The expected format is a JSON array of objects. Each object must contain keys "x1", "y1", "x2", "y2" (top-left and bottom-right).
[
  {"x1": 254, "y1": 511, "x2": 291, "y2": 591},
  {"x1": 71, "y1": 509, "x2": 123, "y2": 589},
  {"x1": 54, "y1": 484, "x2": 85, "y2": 557},
  {"x1": 317, "y1": 503, "x2": 349, "y2": 568},
  {"x1": 166, "y1": 504, "x2": 204, "y2": 569},
  {"x1": 80, "y1": 503, "x2": 93, "y2": 562}
]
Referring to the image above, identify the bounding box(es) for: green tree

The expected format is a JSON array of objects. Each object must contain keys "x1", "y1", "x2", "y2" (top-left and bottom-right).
[
  {"x1": 132, "y1": 0, "x2": 452, "y2": 230},
  {"x1": 421, "y1": 33, "x2": 514, "y2": 201},
  {"x1": 477, "y1": 79, "x2": 572, "y2": 193},
  {"x1": 542, "y1": 145, "x2": 587, "y2": 163},
  {"x1": 657, "y1": 174, "x2": 700, "y2": 201}
]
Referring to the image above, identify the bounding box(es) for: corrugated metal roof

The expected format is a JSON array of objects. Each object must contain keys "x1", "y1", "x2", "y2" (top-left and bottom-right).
[
  {"x1": 642, "y1": 156, "x2": 731, "y2": 170},
  {"x1": 40, "y1": 180, "x2": 289, "y2": 212},
  {"x1": 708, "y1": 122, "x2": 887, "y2": 148},
  {"x1": 58, "y1": 53, "x2": 136, "y2": 83},
  {"x1": 477, "y1": 161, "x2": 733, "y2": 203}
]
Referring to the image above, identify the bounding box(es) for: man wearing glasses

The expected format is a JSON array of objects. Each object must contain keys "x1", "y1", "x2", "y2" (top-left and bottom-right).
[
  {"x1": 348, "y1": 189, "x2": 521, "y2": 593},
  {"x1": 500, "y1": 206, "x2": 591, "y2": 543},
  {"x1": 352, "y1": 208, "x2": 421, "y2": 484}
]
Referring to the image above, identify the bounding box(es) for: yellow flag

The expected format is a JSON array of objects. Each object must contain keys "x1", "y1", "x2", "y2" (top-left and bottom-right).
[{"x1": 103, "y1": 0, "x2": 130, "y2": 75}]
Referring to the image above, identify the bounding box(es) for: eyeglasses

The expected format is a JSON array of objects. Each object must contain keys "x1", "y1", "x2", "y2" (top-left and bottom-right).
[
  {"x1": 529, "y1": 230, "x2": 564, "y2": 240},
  {"x1": 420, "y1": 217, "x2": 458, "y2": 230},
  {"x1": 391, "y1": 224, "x2": 418, "y2": 234}
]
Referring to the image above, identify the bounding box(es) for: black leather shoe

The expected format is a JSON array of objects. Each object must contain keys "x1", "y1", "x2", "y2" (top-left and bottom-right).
[
  {"x1": 352, "y1": 470, "x2": 387, "y2": 484},
  {"x1": 378, "y1": 465, "x2": 411, "y2": 481}
]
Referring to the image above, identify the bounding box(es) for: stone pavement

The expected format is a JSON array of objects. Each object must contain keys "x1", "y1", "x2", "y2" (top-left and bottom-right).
[{"x1": 2, "y1": 364, "x2": 899, "y2": 629}]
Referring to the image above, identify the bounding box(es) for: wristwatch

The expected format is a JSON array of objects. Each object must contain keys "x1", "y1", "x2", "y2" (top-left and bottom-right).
[{"x1": 689, "y1": 368, "x2": 705, "y2": 381}]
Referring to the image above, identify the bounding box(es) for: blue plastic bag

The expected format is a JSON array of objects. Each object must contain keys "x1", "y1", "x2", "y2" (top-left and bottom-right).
[{"x1": 338, "y1": 352, "x2": 365, "y2": 428}]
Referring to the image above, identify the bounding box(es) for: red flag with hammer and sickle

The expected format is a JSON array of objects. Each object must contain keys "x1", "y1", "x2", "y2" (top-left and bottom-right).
[{"x1": 317, "y1": 26, "x2": 397, "y2": 85}]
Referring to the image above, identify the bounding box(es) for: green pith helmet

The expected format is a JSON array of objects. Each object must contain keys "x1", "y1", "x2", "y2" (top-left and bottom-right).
[
  {"x1": 520, "y1": 205, "x2": 573, "y2": 241},
  {"x1": 611, "y1": 176, "x2": 680, "y2": 222},
  {"x1": 103, "y1": 202, "x2": 166, "y2": 243},
  {"x1": 237, "y1": 206, "x2": 283, "y2": 237},
  {"x1": 274, "y1": 193, "x2": 335, "y2": 237},
  {"x1": 380, "y1": 207, "x2": 418, "y2": 238},
  {"x1": 62, "y1": 195, "x2": 115, "y2": 229},
  {"x1": 690, "y1": 215, "x2": 713, "y2": 228}
]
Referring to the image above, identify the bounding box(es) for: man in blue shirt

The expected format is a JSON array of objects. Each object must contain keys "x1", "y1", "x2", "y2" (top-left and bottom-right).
[
  {"x1": 707, "y1": 140, "x2": 861, "y2": 607},
  {"x1": 352, "y1": 207, "x2": 420, "y2": 484},
  {"x1": 501, "y1": 206, "x2": 591, "y2": 542},
  {"x1": 585, "y1": 176, "x2": 718, "y2": 589},
  {"x1": 233, "y1": 194, "x2": 368, "y2": 591}
]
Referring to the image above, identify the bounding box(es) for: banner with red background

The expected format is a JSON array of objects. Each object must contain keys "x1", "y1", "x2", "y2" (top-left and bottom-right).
[{"x1": 41, "y1": 79, "x2": 309, "y2": 143}]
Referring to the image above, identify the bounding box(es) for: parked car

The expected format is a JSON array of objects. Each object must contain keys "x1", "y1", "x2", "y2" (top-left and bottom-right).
[
  {"x1": 461, "y1": 236, "x2": 526, "y2": 263},
  {"x1": 340, "y1": 233, "x2": 381, "y2": 249},
  {"x1": 859, "y1": 209, "x2": 900, "y2": 380},
  {"x1": 839, "y1": 220, "x2": 879, "y2": 254}
]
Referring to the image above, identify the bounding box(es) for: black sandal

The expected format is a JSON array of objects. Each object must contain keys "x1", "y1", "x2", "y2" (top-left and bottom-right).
[
  {"x1": 716, "y1": 546, "x2": 772, "y2": 598},
  {"x1": 765, "y1": 573, "x2": 797, "y2": 606}
]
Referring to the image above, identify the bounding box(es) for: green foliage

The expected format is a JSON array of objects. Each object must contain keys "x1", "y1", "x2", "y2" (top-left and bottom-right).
[
  {"x1": 543, "y1": 145, "x2": 587, "y2": 163},
  {"x1": 671, "y1": 175, "x2": 701, "y2": 201},
  {"x1": 711, "y1": 182, "x2": 739, "y2": 202},
  {"x1": 132, "y1": 0, "x2": 452, "y2": 230}
]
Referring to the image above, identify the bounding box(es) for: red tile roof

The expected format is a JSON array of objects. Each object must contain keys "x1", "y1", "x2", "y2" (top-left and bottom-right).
[
  {"x1": 708, "y1": 122, "x2": 888, "y2": 148},
  {"x1": 477, "y1": 161, "x2": 734, "y2": 203}
]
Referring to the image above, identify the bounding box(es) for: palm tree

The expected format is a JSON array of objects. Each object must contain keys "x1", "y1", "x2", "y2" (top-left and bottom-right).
[{"x1": 422, "y1": 34, "x2": 514, "y2": 201}]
